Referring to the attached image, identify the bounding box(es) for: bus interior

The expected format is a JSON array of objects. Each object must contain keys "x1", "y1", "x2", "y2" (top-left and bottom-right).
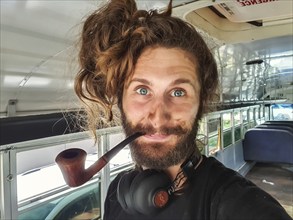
[{"x1": 1, "y1": 0, "x2": 292, "y2": 219}]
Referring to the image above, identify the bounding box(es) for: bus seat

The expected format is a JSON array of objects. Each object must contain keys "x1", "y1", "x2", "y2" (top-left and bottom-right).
[
  {"x1": 256, "y1": 124, "x2": 293, "y2": 133},
  {"x1": 243, "y1": 128, "x2": 293, "y2": 164},
  {"x1": 263, "y1": 121, "x2": 293, "y2": 129}
]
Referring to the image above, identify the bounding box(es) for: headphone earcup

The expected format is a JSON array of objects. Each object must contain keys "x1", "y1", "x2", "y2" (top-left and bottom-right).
[
  {"x1": 117, "y1": 170, "x2": 140, "y2": 215},
  {"x1": 117, "y1": 169, "x2": 171, "y2": 215},
  {"x1": 128, "y1": 169, "x2": 171, "y2": 215}
]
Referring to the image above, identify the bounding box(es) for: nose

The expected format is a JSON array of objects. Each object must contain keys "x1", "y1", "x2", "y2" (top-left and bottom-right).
[{"x1": 147, "y1": 97, "x2": 171, "y2": 129}]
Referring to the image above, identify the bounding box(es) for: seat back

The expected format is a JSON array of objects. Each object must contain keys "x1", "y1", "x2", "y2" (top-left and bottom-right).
[{"x1": 243, "y1": 128, "x2": 293, "y2": 164}]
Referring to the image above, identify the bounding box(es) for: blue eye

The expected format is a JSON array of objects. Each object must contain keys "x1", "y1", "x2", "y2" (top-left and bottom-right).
[
  {"x1": 136, "y1": 88, "x2": 149, "y2": 95},
  {"x1": 171, "y1": 89, "x2": 185, "y2": 97}
]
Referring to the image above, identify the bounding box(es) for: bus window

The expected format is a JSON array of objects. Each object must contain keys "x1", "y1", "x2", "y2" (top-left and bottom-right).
[
  {"x1": 196, "y1": 134, "x2": 208, "y2": 155},
  {"x1": 234, "y1": 126, "x2": 241, "y2": 142},
  {"x1": 18, "y1": 183, "x2": 101, "y2": 220},
  {"x1": 234, "y1": 111, "x2": 242, "y2": 142},
  {"x1": 207, "y1": 117, "x2": 220, "y2": 155},
  {"x1": 222, "y1": 112, "x2": 232, "y2": 148},
  {"x1": 255, "y1": 107, "x2": 261, "y2": 125},
  {"x1": 222, "y1": 112, "x2": 232, "y2": 129},
  {"x1": 197, "y1": 118, "x2": 207, "y2": 138},
  {"x1": 272, "y1": 104, "x2": 293, "y2": 120},
  {"x1": 249, "y1": 108, "x2": 255, "y2": 128},
  {"x1": 223, "y1": 131, "x2": 232, "y2": 148},
  {"x1": 197, "y1": 119, "x2": 207, "y2": 155},
  {"x1": 242, "y1": 109, "x2": 248, "y2": 123},
  {"x1": 234, "y1": 111, "x2": 241, "y2": 126},
  {"x1": 259, "y1": 105, "x2": 265, "y2": 123},
  {"x1": 242, "y1": 110, "x2": 249, "y2": 138},
  {"x1": 264, "y1": 105, "x2": 270, "y2": 121}
]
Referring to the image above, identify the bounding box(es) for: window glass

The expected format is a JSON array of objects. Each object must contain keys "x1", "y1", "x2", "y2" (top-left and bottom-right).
[
  {"x1": 234, "y1": 111, "x2": 241, "y2": 125},
  {"x1": 242, "y1": 110, "x2": 248, "y2": 123},
  {"x1": 109, "y1": 133, "x2": 133, "y2": 169},
  {"x1": 52, "y1": 184, "x2": 100, "y2": 220},
  {"x1": 234, "y1": 126, "x2": 241, "y2": 142},
  {"x1": 199, "y1": 144, "x2": 205, "y2": 155},
  {"x1": 255, "y1": 108, "x2": 259, "y2": 120},
  {"x1": 250, "y1": 120, "x2": 256, "y2": 128},
  {"x1": 255, "y1": 107, "x2": 262, "y2": 125},
  {"x1": 249, "y1": 109, "x2": 254, "y2": 122},
  {"x1": 208, "y1": 117, "x2": 220, "y2": 134},
  {"x1": 242, "y1": 124, "x2": 249, "y2": 138},
  {"x1": 259, "y1": 106, "x2": 264, "y2": 123},
  {"x1": 17, "y1": 144, "x2": 98, "y2": 205},
  {"x1": 198, "y1": 119, "x2": 205, "y2": 134},
  {"x1": 196, "y1": 134, "x2": 207, "y2": 155},
  {"x1": 260, "y1": 106, "x2": 264, "y2": 118},
  {"x1": 264, "y1": 105, "x2": 270, "y2": 121},
  {"x1": 207, "y1": 117, "x2": 220, "y2": 154},
  {"x1": 272, "y1": 104, "x2": 293, "y2": 120},
  {"x1": 18, "y1": 183, "x2": 101, "y2": 220},
  {"x1": 223, "y1": 130, "x2": 232, "y2": 148},
  {"x1": 18, "y1": 198, "x2": 61, "y2": 220},
  {"x1": 249, "y1": 109, "x2": 256, "y2": 127},
  {"x1": 208, "y1": 135, "x2": 219, "y2": 155},
  {"x1": 15, "y1": 132, "x2": 124, "y2": 220},
  {"x1": 222, "y1": 112, "x2": 232, "y2": 129}
]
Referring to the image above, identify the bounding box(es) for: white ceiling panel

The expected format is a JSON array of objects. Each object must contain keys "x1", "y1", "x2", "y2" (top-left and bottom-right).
[{"x1": 0, "y1": 0, "x2": 292, "y2": 117}]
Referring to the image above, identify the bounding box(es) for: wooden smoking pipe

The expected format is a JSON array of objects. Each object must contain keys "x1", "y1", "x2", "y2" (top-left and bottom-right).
[{"x1": 55, "y1": 132, "x2": 143, "y2": 187}]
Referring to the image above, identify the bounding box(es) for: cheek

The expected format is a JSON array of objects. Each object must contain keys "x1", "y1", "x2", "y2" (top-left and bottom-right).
[
  {"x1": 171, "y1": 99, "x2": 199, "y2": 122},
  {"x1": 122, "y1": 96, "x2": 146, "y2": 122},
  {"x1": 172, "y1": 107, "x2": 198, "y2": 124}
]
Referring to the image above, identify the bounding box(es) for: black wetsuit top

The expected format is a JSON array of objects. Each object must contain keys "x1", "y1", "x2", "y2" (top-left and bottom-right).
[{"x1": 104, "y1": 156, "x2": 292, "y2": 220}]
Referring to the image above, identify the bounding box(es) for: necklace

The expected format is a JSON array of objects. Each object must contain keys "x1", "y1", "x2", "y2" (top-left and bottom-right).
[{"x1": 168, "y1": 155, "x2": 203, "y2": 195}]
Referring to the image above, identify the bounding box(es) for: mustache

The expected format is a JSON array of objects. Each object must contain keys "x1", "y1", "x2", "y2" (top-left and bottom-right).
[{"x1": 131, "y1": 123, "x2": 188, "y2": 136}]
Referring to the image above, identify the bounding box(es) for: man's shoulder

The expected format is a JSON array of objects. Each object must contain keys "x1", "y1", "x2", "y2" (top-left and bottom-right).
[
  {"x1": 192, "y1": 156, "x2": 252, "y2": 195},
  {"x1": 200, "y1": 157, "x2": 292, "y2": 220},
  {"x1": 196, "y1": 156, "x2": 240, "y2": 181}
]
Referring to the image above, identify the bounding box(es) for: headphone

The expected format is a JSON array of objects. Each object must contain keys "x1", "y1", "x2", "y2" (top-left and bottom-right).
[{"x1": 116, "y1": 154, "x2": 199, "y2": 216}]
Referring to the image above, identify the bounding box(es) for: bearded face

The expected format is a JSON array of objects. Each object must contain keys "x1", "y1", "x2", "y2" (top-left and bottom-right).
[{"x1": 121, "y1": 47, "x2": 201, "y2": 170}]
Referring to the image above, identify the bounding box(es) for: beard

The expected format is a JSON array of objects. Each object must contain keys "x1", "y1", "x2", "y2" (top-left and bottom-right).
[{"x1": 121, "y1": 112, "x2": 200, "y2": 170}]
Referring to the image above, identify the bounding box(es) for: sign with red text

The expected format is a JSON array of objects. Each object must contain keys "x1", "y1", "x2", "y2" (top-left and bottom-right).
[{"x1": 213, "y1": 0, "x2": 292, "y2": 23}]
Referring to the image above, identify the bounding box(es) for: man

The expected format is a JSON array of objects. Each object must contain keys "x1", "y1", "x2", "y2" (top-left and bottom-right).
[{"x1": 74, "y1": 0, "x2": 292, "y2": 219}]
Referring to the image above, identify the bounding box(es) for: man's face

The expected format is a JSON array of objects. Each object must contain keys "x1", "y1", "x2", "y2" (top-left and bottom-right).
[{"x1": 122, "y1": 47, "x2": 200, "y2": 169}]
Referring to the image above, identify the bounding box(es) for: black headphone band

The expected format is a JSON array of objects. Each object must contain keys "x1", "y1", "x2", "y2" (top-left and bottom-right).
[{"x1": 116, "y1": 153, "x2": 202, "y2": 216}]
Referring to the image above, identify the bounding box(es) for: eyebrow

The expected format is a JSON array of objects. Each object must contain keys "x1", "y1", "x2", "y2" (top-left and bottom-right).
[
  {"x1": 128, "y1": 77, "x2": 198, "y2": 91},
  {"x1": 128, "y1": 78, "x2": 152, "y2": 86},
  {"x1": 170, "y1": 78, "x2": 198, "y2": 92}
]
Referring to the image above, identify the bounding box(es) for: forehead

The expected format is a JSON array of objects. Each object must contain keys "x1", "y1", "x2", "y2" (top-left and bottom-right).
[
  {"x1": 125, "y1": 47, "x2": 199, "y2": 86},
  {"x1": 137, "y1": 47, "x2": 196, "y2": 67}
]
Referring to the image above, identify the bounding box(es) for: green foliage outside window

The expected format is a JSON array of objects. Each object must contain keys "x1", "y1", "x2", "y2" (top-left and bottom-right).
[
  {"x1": 208, "y1": 135, "x2": 219, "y2": 154},
  {"x1": 234, "y1": 126, "x2": 241, "y2": 142},
  {"x1": 223, "y1": 130, "x2": 232, "y2": 148}
]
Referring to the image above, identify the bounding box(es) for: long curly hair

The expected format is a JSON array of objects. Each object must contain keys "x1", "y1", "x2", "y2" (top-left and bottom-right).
[{"x1": 74, "y1": 0, "x2": 218, "y2": 137}]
